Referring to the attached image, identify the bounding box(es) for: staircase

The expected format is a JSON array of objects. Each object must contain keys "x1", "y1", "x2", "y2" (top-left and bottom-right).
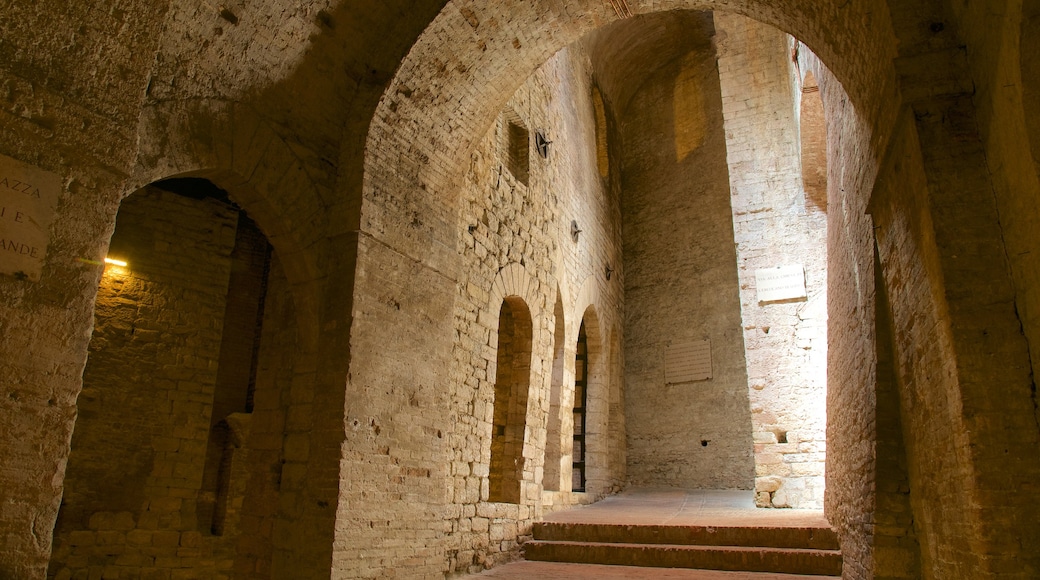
[{"x1": 523, "y1": 520, "x2": 842, "y2": 576}]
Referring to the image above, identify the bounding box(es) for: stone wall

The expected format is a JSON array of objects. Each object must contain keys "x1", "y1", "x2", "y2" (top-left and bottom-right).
[
  {"x1": 715, "y1": 15, "x2": 828, "y2": 509},
  {"x1": 0, "y1": 3, "x2": 164, "y2": 575},
  {"x1": 231, "y1": 251, "x2": 297, "y2": 579},
  {"x1": 439, "y1": 45, "x2": 626, "y2": 575},
  {"x1": 3, "y1": 1, "x2": 1040, "y2": 579},
  {"x1": 870, "y1": 244, "x2": 920, "y2": 579},
  {"x1": 617, "y1": 13, "x2": 754, "y2": 491},
  {"x1": 817, "y1": 60, "x2": 886, "y2": 580}
]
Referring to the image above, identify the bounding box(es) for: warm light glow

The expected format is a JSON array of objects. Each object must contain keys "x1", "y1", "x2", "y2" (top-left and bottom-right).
[{"x1": 104, "y1": 257, "x2": 128, "y2": 267}]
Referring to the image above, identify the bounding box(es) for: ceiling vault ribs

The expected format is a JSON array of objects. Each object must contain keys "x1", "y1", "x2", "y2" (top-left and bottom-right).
[{"x1": 608, "y1": 0, "x2": 633, "y2": 19}]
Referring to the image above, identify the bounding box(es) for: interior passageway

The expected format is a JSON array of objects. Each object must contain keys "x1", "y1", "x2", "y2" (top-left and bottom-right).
[{"x1": 3, "y1": 0, "x2": 1040, "y2": 578}]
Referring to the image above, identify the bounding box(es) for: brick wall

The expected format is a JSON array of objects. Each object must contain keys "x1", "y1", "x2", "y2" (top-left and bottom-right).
[
  {"x1": 350, "y1": 0, "x2": 899, "y2": 575},
  {"x1": 871, "y1": 1, "x2": 1040, "y2": 574},
  {"x1": 617, "y1": 13, "x2": 754, "y2": 491},
  {"x1": 50, "y1": 187, "x2": 237, "y2": 577},
  {"x1": 871, "y1": 245, "x2": 920, "y2": 579},
  {"x1": 233, "y1": 253, "x2": 296, "y2": 579},
  {"x1": 806, "y1": 45, "x2": 893, "y2": 580},
  {"x1": 5, "y1": 1, "x2": 1040, "y2": 579},
  {"x1": 715, "y1": 14, "x2": 828, "y2": 509},
  {"x1": 434, "y1": 45, "x2": 626, "y2": 575}
]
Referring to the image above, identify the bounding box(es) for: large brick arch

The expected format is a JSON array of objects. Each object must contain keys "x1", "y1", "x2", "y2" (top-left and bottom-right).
[
  {"x1": 130, "y1": 99, "x2": 327, "y2": 350},
  {"x1": 126, "y1": 99, "x2": 345, "y2": 577},
  {"x1": 360, "y1": 0, "x2": 896, "y2": 234},
  {"x1": 351, "y1": 1, "x2": 897, "y2": 577}
]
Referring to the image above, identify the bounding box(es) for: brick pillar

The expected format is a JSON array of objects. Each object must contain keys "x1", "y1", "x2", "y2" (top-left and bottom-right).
[
  {"x1": 715, "y1": 13, "x2": 828, "y2": 509},
  {"x1": 871, "y1": 94, "x2": 1040, "y2": 578}
]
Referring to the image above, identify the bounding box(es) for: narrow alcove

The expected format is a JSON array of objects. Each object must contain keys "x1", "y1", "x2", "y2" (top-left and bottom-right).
[
  {"x1": 501, "y1": 110, "x2": 531, "y2": 186},
  {"x1": 488, "y1": 297, "x2": 533, "y2": 503},
  {"x1": 572, "y1": 320, "x2": 589, "y2": 492}
]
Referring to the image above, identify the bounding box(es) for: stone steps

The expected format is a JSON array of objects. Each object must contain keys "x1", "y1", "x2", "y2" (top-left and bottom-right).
[
  {"x1": 523, "y1": 522, "x2": 842, "y2": 577},
  {"x1": 532, "y1": 522, "x2": 840, "y2": 550}
]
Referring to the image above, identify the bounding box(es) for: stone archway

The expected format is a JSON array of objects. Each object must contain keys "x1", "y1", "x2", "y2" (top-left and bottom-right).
[
  {"x1": 130, "y1": 99, "x2": 328, "y2": 333},
  {"x1": 489, "y1": 295, "x2": 534, "y2": 504},
  {"x1": 348, "y1": 0, "x2": 897, "y2": 576},
  {"x1": 48, "y1": 177, "x2": 302, "y2": 579},
  {"x1": 46, "y1": 97, "x2": 350, "y2": 579},
  {"x1": 358, "y1": 1, "x2": 895, "y2": 269}
]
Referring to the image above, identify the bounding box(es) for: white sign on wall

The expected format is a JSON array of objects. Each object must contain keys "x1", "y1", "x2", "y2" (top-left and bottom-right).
[
  {"x1": 755, "y1": 264, "x2": 806, "y2": 303},
  {"x1": 0, "y1": 154, "x2": 61, "y2": 282},
  {"x1": 665, "y1": 340, "x2": 712, "y2": 383}
]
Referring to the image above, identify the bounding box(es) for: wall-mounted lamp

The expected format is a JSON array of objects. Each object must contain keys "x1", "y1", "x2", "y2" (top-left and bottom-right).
[
  {"x1": 104, "y1": 257, "x2": 128, "y2": 267},
  {"x1": 605, "y1": 264, "x2": 614, "y2": 280},
  {"x1": 535, "y1": 130, "x2": 552, "y2": 159},
  {"x1": 570, "y1": 220, "x2": 582, "y2": 242}
]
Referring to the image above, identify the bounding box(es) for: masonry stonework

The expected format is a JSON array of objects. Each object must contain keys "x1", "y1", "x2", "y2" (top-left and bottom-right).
[
  {"x1": 2, "y1": 1, "x2": 1040, "y2": 579},
  {"x1": 715, "y1": 14, "x2": 828, "y2": 509},
  {"x1": 442, "y1": 44, "x2": 626, "y2": 574},
  {"x1": 612, "y1": 12, "x2": 755, "y2": 491},
  {"x1": 45, "y1": 186, "x2": 300, "y2": 580}
]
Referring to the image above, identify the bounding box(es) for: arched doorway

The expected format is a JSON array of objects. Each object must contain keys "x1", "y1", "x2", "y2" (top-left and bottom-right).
[
  {"x1": 48, "y1": 177, "x2": 300, "y2": 578},
  {"x1": 489, "y1": 296, "x2": 534, "y2": 504}
]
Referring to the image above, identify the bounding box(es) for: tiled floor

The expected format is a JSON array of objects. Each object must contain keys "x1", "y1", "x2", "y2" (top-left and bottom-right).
[{"x1": 468, "y1": 488, "x2": 837, "y2": 579}]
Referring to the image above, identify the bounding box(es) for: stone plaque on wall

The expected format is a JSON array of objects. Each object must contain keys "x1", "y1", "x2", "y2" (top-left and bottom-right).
[
  {"x1": 755, "y1": 264, "x2": 806, "y2": 303},
  {"x1": 0, "y1": 154, "x2": 60, "y2": 281},
  {"x1": 666, "y1": 340, "x2": 712, "y2": 383}
]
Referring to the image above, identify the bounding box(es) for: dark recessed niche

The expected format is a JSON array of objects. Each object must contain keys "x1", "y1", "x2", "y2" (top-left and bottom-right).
[
  {"x1": 153, "y1": 177, "x2": 232, "y2": 205},
  {"x1": 506, "y1": 120, "x2": 530, "y2": 186}
]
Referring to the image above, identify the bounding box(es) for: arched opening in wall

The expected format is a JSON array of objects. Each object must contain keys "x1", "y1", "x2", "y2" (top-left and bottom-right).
[
  {"x1": 572, "y1": 306, "x2": 606, "y2": 495},
  {"x1": 544, "y1": 292, "x2": 566, "y2": 492},
  {"x1": 359, "y1": 0, "x2": 882, "y2": 573},
  {"x1": 572, "y1": 320, "x2": 589, "y2": 492},
  {"x1": 501, "y1": 109, "x2": 530, "y2": 186},
  {"x1": 49, "y1": 177, "x2": 296, "y2": 578},
  {"x1": 799, "y1": 69, "x2": 827, "y2": 211},
  {"x1": 586, "y1": 11, "x2": 829, "y2": 507},
  {"x1": 489, "y1": 296, "x2": 533, "y2": 504},
  {"x1": 593, "y1": 86, "x2": 610, "y2": 179}
]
